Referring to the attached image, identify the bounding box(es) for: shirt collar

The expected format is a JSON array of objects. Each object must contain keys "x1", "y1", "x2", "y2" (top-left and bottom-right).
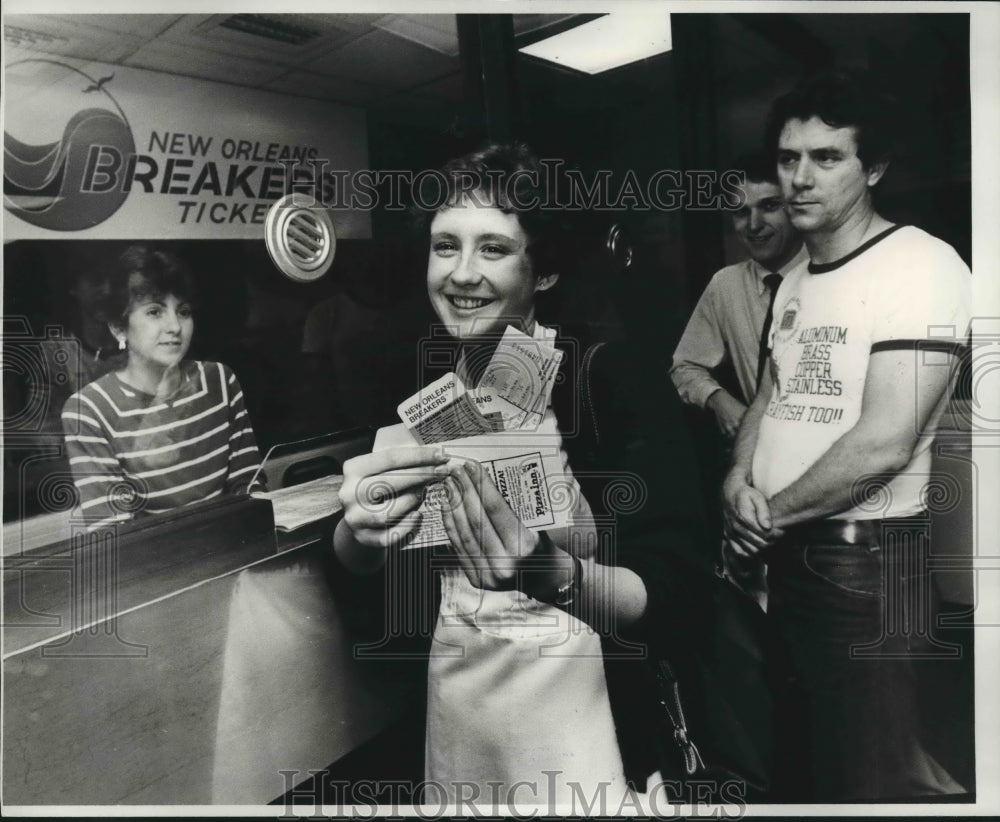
[{"x1": 750, "y1": 244, "x2": 809, "y2": 295}]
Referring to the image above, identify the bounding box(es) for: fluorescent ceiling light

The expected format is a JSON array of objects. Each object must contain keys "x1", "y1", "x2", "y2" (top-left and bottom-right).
[{"x1": 518, "y1": 13, "x2": 672, "y2": 75}]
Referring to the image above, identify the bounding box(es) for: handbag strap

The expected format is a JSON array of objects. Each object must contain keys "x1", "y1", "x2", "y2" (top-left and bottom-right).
[
  {"x1": 652, "y1": 659, "x2": 706, "y2": 777},
  {"x1": 577, "y1": 341, "x2": 710, "y2": 779},
  {"x1": 579, "y1": 341, "x2": 607, "y2": 453}
]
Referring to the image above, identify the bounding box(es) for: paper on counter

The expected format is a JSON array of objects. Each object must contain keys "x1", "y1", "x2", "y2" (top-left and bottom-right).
[{"x1": 252, "y1": 474, "x2": 344, "y2": 532}]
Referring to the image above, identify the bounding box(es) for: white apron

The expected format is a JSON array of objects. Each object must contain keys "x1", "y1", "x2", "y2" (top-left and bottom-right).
[
  {"x1": 425, "y1": 571, "x2": 628, "y2": 811},
  {"x1": 423, "y1": 395, "x2": 627, "y2": 811}
]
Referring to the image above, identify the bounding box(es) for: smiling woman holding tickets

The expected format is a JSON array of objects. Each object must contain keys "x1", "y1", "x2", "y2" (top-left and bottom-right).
[
  {"x1": 332, "y1": 144, "x2": 713, "y2": 806},
  {"x1": 61, "y1": 245, "x2": 265, "y2": 530}
]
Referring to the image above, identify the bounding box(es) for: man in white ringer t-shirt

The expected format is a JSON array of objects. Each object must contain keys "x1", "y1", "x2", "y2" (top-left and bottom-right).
[{"x1": 721, "y1": 69, "x2": 971, "y2": 802}]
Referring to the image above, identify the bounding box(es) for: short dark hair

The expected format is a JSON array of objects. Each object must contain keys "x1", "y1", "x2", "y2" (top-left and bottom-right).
[
  {"x1": 415, "y1": 142, "x2": 570, "y2": 280},
  {"x1": 105, "y1": 245, "x2": 196, "y2": 328},
  {"x1": 765, "y1": 68, "x2": 899, "y2": 169},
  {"x1": 727, "y1": 149, "x2": 778, "y2": 186}
]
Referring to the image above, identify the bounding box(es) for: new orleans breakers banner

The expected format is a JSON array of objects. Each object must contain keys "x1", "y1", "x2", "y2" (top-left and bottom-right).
[{"x1": 3, "y1": 57, "x2": 371, "y2": 240}]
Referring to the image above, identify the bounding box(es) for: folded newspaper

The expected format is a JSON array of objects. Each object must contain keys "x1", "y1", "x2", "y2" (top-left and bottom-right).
[{"x1": 378, "y1": 325, "x2": 571, "y2": 549}]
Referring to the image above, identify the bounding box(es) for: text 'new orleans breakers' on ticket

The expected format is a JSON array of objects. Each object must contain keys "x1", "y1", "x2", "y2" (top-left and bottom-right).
[{"x1": 377, "y1": 325, "x2": 574, "y2": 549}]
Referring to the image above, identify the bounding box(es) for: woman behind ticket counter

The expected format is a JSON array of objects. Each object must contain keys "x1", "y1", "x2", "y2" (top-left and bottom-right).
[
  {"x1": 333, "y1": 144, "x2": 714, "y2": 807},
  {"x1": 61, "y1": 245, "x2": 265, "y2": 530}
]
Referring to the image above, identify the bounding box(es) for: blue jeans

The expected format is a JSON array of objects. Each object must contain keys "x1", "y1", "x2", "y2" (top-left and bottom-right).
[{"x1": 766, "y1": 521, "x2": 966, "y2": 802}]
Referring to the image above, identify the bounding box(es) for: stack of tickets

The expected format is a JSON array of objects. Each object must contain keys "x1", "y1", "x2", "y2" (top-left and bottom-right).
[
  {"x1": 374, "y1": 326, "x2": 573, "y2": 549},
  {"x1": 395, "y1": 325, "x2": 563, "y2": 442}
]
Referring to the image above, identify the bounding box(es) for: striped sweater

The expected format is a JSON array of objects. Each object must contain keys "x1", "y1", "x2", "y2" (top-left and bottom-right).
[{"x1": 61, "y1": 360, "x2": 265, "y2": 529}]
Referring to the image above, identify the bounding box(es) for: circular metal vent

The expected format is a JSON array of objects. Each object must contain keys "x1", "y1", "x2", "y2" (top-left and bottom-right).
[{"x1": 264, "y1": 194, "x2": 336, "y2": 282}]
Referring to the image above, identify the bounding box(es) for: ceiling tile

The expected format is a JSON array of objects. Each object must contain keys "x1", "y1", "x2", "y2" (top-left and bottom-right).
[
  {"x1": 58, "y1": 14, "x2": 181, "y2": 38},
  {"x1": 4, "y1": 12, "x2": 586, "y2": 114},
  {"x1": 512, "y1": 14, "x2": 579, "y2": 37},
  {"x1": 124, "y1": 40, "x2": 287, "y2": 87},
  {"x1": 157, "y1": 13, "x2": 373, "y2": 68},
  {"x1": 4, "y1": 14, "x2": 153, "y2": 63},
  {"x1": 6, "y1": 13, "x2": 180, "y2": 40},
  {"x1": 304, "y1": 28, "x2": 457, "y2": 89},
  {"x1": 372, "y1": 14, "x2": 459, "y2": 57},
  {"x1": 292, "y1": 12, "x2": 382, "y2": 36}
]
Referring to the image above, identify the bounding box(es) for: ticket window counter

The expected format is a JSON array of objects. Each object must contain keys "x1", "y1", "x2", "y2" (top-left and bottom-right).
[{"x1": 2, "y1": 427, "x2": 427, "y2": 806}]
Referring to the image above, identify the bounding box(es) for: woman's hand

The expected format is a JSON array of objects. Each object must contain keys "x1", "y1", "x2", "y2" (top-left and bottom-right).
[
  {"x1": 438, "y1": 458, "x2": 574, "y2": 596},
  {"x1": 338, "y1": 445, "x2": 448, "y2": 549}
]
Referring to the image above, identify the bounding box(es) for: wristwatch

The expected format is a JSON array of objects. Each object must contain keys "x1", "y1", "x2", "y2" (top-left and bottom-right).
[{"x1": 553, "y1": 553, "x2": 584, "y2": 608}]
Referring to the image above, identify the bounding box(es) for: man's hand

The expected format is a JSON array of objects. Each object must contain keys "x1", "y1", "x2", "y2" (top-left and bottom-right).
[
  {"x1": 707, "y1": 390, "x2": 748, "y2": 439},
  {"x1": 722, "y1": 472, "x2": 783, "y2": 557}
]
